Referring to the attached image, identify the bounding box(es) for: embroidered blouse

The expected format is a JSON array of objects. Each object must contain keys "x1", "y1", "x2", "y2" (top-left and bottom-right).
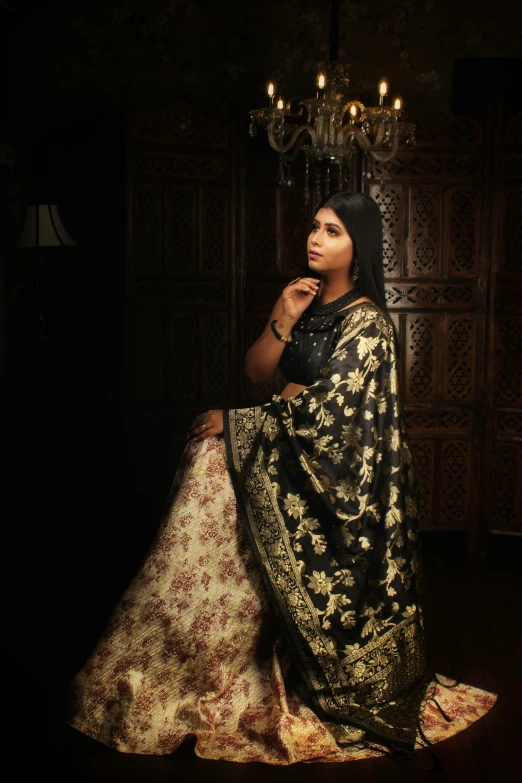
[{"x1": 279, "y1": 306, "x2": 359, "y2": 386}]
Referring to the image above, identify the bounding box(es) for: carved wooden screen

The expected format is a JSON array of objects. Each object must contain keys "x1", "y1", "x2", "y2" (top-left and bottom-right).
[
  {"x1": 363, "y1": 109, "x2": 487, "y2": 545},
  {"x1": 482, "y1": 109, "x2": 522, "y2": 536},
  {"x1": 126, "y1": 101, "x2": 237, "y2": 503}
]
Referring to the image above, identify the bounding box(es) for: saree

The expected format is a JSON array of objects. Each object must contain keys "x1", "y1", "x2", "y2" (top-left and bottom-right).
[
  {"x1": 68, "y1": 303, "x2": 496, "y2": 762},
  {"x1": 225, "y1": 302, "x2": 429, "y2": 751}
]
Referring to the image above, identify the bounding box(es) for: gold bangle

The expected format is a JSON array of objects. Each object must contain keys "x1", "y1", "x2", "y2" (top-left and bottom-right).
[{"x1": 271, "y1": 319, "x2": 292, "y2": 343}]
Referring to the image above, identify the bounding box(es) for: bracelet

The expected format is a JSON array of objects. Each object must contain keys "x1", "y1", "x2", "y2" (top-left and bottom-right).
[{"x1": 271, "y1": 319, "x2": 293, "y2": 343}]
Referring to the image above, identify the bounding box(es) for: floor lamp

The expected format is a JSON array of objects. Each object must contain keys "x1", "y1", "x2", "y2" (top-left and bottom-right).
[{"x1": 15, "y1": 204, "x2": 77, "y2": 341}]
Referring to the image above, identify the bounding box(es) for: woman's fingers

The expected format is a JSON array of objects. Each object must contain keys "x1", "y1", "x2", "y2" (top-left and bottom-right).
[{"x1": 187, "y1": 410, "x2": 223, "y2": 441}]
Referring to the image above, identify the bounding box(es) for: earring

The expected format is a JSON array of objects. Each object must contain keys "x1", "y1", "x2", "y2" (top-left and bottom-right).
[{"x1": 352, "y1": 263, "x2": 360, "y2": 283}]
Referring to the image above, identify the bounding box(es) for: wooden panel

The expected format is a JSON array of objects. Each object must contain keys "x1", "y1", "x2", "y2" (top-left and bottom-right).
[
  {"x1": 499, "y1": 185, "x2": 522, "y2": 275},
  {"x1": 131, "y1": 181, "x2": 163, "y2": 277},
  {"x1": 404, "y1": 314, "x2": 439, "y2": 403},
  {"x1": 371, "y1": 184, "x2": 404, "y2": 278},
  {"x1": 446, "y1": 185, "x2": 480, "y2": 278},
  {"x1": 494, "y1": 316, "x2": 522, "y2": 407},
  {"x1": 489, "y1": 442, "x2": 522, "y2": 532},
  {"x1": 246, "y1": 185, "x2": 277, "y2": 278},
  {"x1": 410, "y1": 439, "x2": 435, "y2": 529},
  {"x1": 201, "y1": 187, "x2": 230, "y2": 276},
  {"x1": 164, "y1": 185, "x2": 198, "y2": 276},
  {"x1": 407, "y1": 186, "x2": 442, "y2": 277},
  {"x1": 439, "y1": 440, "x2": 472, "y2": 529},
  {"x1": 200, "y1": 312, "x2": 229, "y2": 402},
  {"x1": 443, "y1": 314, "x2": 476, "y2": 403}
]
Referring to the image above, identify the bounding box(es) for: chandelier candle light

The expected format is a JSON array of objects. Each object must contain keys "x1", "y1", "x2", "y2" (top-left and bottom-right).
[{"x1": 248, "y1": 1, "x2": 415, "y2": 200}]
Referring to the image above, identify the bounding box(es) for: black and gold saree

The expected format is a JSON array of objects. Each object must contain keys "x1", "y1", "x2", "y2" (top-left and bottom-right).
[{"x1": 225, "y1": 302, "x2": 430, "y2": 753}]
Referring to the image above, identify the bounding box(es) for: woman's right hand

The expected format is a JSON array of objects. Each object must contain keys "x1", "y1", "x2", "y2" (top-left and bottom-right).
[{"x1": 281, "y1": 277, "x2": 320, "y2": 322}]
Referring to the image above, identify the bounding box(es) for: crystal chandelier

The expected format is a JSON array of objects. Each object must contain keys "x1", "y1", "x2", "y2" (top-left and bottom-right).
[{"x1": 248, "y1": 1, "x2": 415, "y2": 200}]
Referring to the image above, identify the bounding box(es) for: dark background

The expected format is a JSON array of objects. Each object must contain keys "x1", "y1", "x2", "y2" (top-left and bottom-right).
[{"x1": 2, "y1": 0, "x2": 521, "y2": 774}]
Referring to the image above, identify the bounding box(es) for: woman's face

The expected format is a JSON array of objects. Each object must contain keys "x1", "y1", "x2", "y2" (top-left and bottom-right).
[{"x1": 307, "y1": 207, "x2": 354, "y2": 276}]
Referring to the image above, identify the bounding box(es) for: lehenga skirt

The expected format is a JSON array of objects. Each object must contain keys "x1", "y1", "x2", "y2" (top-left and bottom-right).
[{"x1": 69, "y1": 437, "x2": 496, "y2": 763}]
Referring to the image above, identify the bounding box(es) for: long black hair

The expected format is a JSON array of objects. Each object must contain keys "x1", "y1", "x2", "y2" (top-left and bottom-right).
[{"x1": 311, "y1": 190, "x2": 388, "y2": 313}]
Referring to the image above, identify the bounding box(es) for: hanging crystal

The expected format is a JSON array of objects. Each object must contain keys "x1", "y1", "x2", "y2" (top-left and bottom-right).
[
  {"x1": 325, "y1": 163, "x2": 330, "y2": 198},
  {"x1": 314, "y1": 163, "x2": 321, "y2": 209},
  {"x1": 304, "y1": 156, "x2": 310, "y2": 205},
  {"x1": 249, "y1": 118, "x2": 257, "y2": 137}
]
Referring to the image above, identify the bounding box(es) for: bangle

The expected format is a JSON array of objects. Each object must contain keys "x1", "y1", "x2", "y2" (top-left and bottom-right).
[{"x1": 271, "y1": 319, "x2": 293, "y2": 343}]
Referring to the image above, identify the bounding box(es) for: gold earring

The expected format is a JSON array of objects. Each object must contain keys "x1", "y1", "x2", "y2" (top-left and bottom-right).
[{"x1": 352, "y1": 263, "x2": 360, "y2": 283}]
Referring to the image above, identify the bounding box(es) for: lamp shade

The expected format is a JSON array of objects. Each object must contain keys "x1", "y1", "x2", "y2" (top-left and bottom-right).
[{"x1": 15, "y1": 204, "x2": 77, "y2": 248}]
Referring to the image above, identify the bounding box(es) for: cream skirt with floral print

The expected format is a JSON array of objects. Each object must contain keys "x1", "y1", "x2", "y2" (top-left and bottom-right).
[{"x1": 69, "y1": 437, "x2": 496, "y2": 763}]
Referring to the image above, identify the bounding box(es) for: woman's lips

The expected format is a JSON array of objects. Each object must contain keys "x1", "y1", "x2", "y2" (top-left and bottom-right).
[{"x1": 308, "y1": 251, "x2": 322, "y2": 258}]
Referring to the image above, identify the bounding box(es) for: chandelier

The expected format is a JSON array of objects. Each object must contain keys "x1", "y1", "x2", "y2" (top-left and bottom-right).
[{"x1": 248, "y1": 1, "x2": 415, "y2": 200}]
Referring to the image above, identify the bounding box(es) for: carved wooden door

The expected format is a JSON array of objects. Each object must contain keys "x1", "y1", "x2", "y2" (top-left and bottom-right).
[
  {"x1": 364, "y1": 108, "x2": 490, "y2": 548},
  {"x1": 126, "y1": 101, "x2": 238, "y2": 510}
]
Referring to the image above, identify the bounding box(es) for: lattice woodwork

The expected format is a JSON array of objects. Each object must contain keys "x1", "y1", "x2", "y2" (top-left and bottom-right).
[
  {"x1": 371, "y1": 184, "x2": 403, "y2": 277},
  {"x1": 408, "y1": 187, "x2": 441, "y2": 277},
  {"x1": 502, "y1": 186, "x2": 522, "y2": 275},
  {"x1": 405, "y1": 315, "x2": 438, "y2": 402},
  {"x1": 277, "y1": 187, "x2": 313, "y2": 277},
  {"x1": 132, "y1": 182, "x2": 163, "y2": 276},
  {"x1": 246, "y1": 185, "x2": 277, "y2": 277},
  {"x1": 405, "y1": 408, "x2": 472, "y2": 433},
  {"x1": 447, "y1": 186, "x2": 480, "y2": 277},
  {"x1": 133, "y1": 310, "x2": 163, "y2": 403},
  {"x1": 164, "y1": 185, "x2": 197, "y2": 276},
  {"x1": 385, "y1": 284, "x2": 476, "y2": 309},
  {"x1": 168, "y1": 313, "x2": 198, "y2": 400},
  {"x1": 136, "y1": 152, "x2": 228, "y2": 181},
  {"x1": 409, "y1": 440, "x2": 434, "y2": 529},
  {"x1": 440, "y1": 440, "x2": 471, "y2": 528},
  {"x1": 201, "y1": 313, "x2": 229, "y2": 401},
  {"x1": 494, "y1": 411, "x2": 522, "y2": 439},
  {"x1": 494, "y1": 317, "x2": 522, "y2": 406},
  {"x1": 489, "y1": 441, "x2": 522, "y2": 532},
  {"x1": 444, "y1": 315, "x2": 476, "y2": 403},
  {"x1": 133, "y1": 103, "x2": 228, "y2": 148},
  {"x1": 201, "y1": 188, "x2": 229, "y2": 275},
  {"x1": 373, "y1": 153, "x2": 481, "y2": 181}
]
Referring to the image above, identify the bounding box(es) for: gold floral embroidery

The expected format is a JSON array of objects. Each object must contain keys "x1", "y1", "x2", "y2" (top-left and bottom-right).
[{"x1": 225, "y1": 304, "x2": 428, "y2": 751}]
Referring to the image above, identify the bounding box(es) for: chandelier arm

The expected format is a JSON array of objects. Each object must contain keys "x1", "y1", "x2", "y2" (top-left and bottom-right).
[
  {"x1": 350, "y1": 126, "x2": 373, "y2": 152},
  {"x1": 267, "y1": 122, "x2": 316, "y2": 154},
  {"x1": 370, "y1": 133, "x2": 399, "y2": 163}
]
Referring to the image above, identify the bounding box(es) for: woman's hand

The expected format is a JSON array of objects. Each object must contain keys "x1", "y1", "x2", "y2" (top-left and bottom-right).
[
  {"x1": 187, "y1": 409, "x2": 224, "y2": 441},
  {"x1": 281, "y1": 277, "x2": 320, "y2": 322}
]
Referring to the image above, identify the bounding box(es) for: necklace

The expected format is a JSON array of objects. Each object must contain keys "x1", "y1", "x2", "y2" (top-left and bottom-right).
[{"x1": 308, "y1": 287, "x2": 362, "y2": 316}]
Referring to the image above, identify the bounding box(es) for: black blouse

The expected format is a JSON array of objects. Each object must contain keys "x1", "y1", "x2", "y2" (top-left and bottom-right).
[{"x1": 279, "y1": 306, "x2": 354, "y2": 386}]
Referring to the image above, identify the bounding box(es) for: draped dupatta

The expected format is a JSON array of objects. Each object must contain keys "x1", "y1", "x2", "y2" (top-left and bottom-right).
[{"x1": 224, "y1": 304, "x2": 430, "y2": 752}]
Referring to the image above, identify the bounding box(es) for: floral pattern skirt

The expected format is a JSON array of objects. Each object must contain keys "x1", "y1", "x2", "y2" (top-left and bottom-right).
[{"x1": 69, "y1": 437, "x2": 497, "y2": 763}]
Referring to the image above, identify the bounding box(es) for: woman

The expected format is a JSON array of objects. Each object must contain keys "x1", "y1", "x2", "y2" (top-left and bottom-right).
[{"x1": 69, "y1": 192, "x2": 495, "y2": 764}]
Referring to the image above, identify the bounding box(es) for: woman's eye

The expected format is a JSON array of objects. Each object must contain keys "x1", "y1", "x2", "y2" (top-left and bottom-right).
[
  {"x1": 311, "y1": 224, "x2": 319, "y2": 231},
  {"x1": 327, "y1": 228, "x2": 338, "y2": 236}
]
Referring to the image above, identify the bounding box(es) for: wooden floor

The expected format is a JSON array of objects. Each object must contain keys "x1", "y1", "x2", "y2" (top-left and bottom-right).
[{"x1": 17, "y1": 533, "x2": 521, "y2": 782}]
